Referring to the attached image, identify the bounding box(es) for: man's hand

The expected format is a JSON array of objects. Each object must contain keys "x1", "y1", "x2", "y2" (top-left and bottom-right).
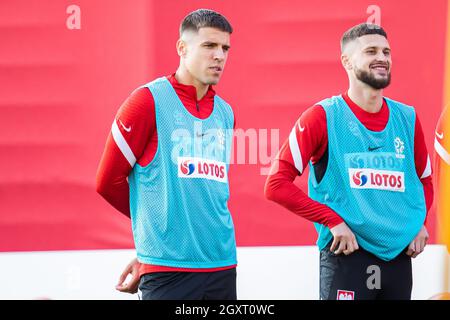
[
  {"x1": 116, "y1": 257, "x2": 141, "y2": 294},
  {"x1": 330, "y1": 222, "x2": 359, "y2": 255},
  {"x1": 406, "y1": 225, "x2": 429, "y2": 258}
]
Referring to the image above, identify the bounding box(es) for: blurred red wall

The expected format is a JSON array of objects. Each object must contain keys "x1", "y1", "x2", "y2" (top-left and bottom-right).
[{"x1": 0, "y1": 0, "x2": 446, "y2": 251}]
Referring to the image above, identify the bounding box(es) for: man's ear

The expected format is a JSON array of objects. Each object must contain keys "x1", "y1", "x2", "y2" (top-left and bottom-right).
[
  {"x1": 176, "y1": 38, "x2": 187, "y2": 57},
  {"x1": 341, "y1": 53, "x2": 352, "y2": 71}
]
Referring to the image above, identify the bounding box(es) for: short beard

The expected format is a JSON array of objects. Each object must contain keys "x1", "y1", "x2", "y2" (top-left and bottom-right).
[
  {"x1": 355, "y1": 68, "x2": 391, "y2": 90},
  {"x1": 204, "y1": 79, "x2": 219, "y2": 86},
  {"x1": 206, "y1": 79, "x2": 219, "y2": 85}
]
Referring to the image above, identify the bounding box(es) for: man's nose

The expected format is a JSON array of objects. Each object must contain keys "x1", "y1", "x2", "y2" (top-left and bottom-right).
[
  {"x1": 376, "y1": 51, "x2": 389, "y2": 62},
  {"x1": 214, "y1": 48, "x2": 225, "y2": 61}
]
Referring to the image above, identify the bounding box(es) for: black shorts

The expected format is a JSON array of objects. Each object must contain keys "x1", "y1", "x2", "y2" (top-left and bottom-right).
[
  {"x1": 139, "y1": 267, "x2": 237, "y2": 300},
  {"x1": 320, "y1": 242, "x2": 412, "y2": 300}
]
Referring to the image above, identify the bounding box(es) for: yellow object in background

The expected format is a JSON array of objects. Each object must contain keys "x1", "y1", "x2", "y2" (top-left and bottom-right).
[
  {"x1": 433, "y1": 0, "x2": 450, "y2": 294},
  {"x1": 435, "y1": 107, "x2": 450, "y2": 251},
  {"x1": 436, "y1": 0, "x2": 450, "y2": 253}
]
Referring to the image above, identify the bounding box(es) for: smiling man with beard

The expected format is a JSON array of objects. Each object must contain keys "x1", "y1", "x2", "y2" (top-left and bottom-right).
[{"x1": 265, "y1": 23, "x2": 433, "y2": 300}]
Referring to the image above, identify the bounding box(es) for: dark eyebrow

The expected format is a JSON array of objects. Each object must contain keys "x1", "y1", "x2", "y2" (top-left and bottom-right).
[
  {"x1": 202, "y1": 41, "x2": 231, "y2": 50},
  {"x1": 364, "y1": 46, "x2": 390, "y2": 51}
]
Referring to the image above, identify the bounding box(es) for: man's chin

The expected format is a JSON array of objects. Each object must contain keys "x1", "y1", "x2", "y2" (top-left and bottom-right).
[
  {"x1": 356, "y1": 71, "x2": 391, "y2": 90},
  {"x1": 369, "y1": 82, "x2": 390, "y2": 90},
  {"x1": 205, "y1": 78, "x2": 220, "y2": 86}
]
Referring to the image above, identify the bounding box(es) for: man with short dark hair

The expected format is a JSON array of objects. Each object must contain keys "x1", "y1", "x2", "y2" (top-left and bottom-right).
[
  {"x1": 265, "y1": 23, "x2": 433, "y2": 300},
  {"x1": 96, "y1": 9, "x2": 237, "y2": 300}
]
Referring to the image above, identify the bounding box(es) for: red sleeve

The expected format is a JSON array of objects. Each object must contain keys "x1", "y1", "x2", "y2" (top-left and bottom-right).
[
  {"x1": 414, "y1": 115, "x2": 434, "y2": 224},
  {"x1": 96, "y1": 87, "x2": 156, "y2": 218},
  {"x1": 264, "y1": 105, "x2": 344, "y2": 228}
]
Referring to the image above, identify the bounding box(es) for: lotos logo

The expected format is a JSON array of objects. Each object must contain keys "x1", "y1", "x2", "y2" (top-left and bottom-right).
[
  {"x1": 337, "y1": 290, "x2": 355, "y2": 300},
  {"x1": 178, "y1": 157, "x2": 227, "y2": 183},
  {"x1": 352, "y1": 171, "x2": 368, "y2": 186},
  {"x1": 349, "y1": 168, "x2": 405, "y2": 192},
  {"x1": 180, "y1": 160, "x2": 195, "y2": 175}
]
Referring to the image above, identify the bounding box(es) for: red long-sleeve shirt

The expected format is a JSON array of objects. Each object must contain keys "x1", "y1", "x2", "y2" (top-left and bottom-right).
[
  {"x1": 265, "y1": 92, "x2": 434, "y2": 229},
  {"x1": 96, "y1": 74, "x2": 236, "y2": 275}
]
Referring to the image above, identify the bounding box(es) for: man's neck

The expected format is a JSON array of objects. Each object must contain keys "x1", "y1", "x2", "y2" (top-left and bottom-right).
[
  {"x1": 347, "y1": 83, "x2": 384, "y2": 113},
  {"x1": 175, "y1": 67, "x2": 209, "y2": 101}
]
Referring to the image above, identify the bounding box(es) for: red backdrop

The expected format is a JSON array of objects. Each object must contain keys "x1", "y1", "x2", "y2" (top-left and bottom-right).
[{"x1": 0, "y1": 0, "x2": 446, "y2": 251}]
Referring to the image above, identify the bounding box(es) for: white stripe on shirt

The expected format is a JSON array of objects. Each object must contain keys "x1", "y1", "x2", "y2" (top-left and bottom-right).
[{"x1": 111, "y1": 119, "x2": 136, "y2": 167}]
